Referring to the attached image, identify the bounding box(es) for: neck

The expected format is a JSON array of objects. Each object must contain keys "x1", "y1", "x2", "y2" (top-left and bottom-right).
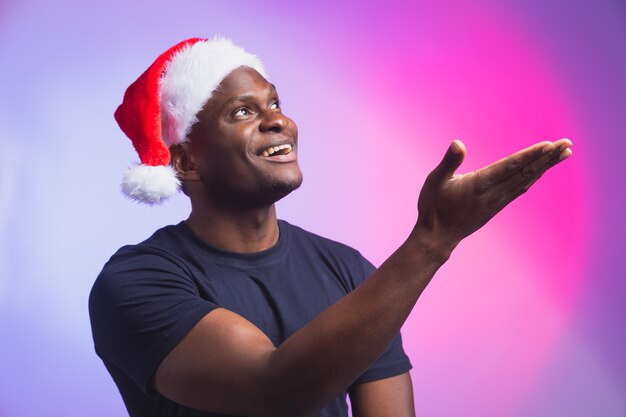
[{"x1": 186, "y1": 202, "x2": 280, "y2": 253}]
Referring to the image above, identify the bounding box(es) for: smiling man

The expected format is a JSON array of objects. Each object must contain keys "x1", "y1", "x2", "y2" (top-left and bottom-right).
[{"x1": 89, "y1": 37, "x2": 572, "y2": 417}]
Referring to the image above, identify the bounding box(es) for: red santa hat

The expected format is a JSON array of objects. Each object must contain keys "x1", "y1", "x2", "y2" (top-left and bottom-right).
[{"x1": 114, "y1": 37, "x2": 266, "y2": 204}]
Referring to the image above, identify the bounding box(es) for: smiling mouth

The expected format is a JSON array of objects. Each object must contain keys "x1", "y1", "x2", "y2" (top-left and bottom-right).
[{"x1": 259, "y1": 144, "x2": 293, "y2": 157}]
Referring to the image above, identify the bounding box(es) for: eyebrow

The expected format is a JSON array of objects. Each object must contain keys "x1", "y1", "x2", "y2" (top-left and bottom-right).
[{"x1": 222, "y1": 84, "x2": 277, "y2": 107}]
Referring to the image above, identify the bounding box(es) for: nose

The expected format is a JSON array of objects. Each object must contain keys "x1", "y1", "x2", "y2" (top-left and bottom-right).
[{"x1": 259, "y1": 110, "x2": 288, "y2": 133}]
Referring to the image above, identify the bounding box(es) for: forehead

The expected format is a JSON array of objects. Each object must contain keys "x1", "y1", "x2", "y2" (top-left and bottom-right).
[
  {"x1": 213, "y1": 66, "x2": 273, "y2": 100},
  {"x1": 196, "y1": 66, "x2": 276, "y2": 122}
]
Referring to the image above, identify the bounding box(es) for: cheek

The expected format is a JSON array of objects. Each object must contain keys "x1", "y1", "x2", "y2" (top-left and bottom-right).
[{"x1": 207, "y1": 136, "x2": 251, "y2": 174}]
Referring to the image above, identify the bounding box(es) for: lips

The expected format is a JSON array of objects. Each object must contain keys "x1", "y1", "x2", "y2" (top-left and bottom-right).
[
  {"x1": 259, "y1": 143, "x2": 293, "y2": 157},
  {"x1": 255, "y1": 140, "x2": 297, "y2": 163}
]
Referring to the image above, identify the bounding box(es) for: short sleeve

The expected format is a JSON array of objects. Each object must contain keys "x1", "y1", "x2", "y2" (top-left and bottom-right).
[
  {"x1": 353, "y1": 331, "x2": 412, "y2": 384},
  {"x1": 352, "y1": 252, "x2": 413, "y2": 384},
  {"x1": 88, "y1": 247, "x2": 218, "y2": 393}
]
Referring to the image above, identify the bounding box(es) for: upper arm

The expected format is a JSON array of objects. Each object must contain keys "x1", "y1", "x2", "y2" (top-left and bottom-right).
[
  {"x1": 90, "y1": 251, "x2": 283, "y2": 416},
  {"x1": 349, "y1": 372, "x2": 415, "y2": 417},
  {"x1": 153, "y1": 307, "x2": 282, "y2": 416}
]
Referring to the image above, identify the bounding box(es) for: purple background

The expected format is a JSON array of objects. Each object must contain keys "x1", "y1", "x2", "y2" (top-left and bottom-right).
[{"x1": 0, "y1": 0, "x2": 624, "y2": 416}]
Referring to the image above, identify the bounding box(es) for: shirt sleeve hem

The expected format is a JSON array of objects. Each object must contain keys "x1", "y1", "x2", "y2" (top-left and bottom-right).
[
  {"x1": 135, "y1": 303, "x2": 219, "y2": 393},
  {"x1": 352, "y1": 360, "x2": 413, "y2": 385}
]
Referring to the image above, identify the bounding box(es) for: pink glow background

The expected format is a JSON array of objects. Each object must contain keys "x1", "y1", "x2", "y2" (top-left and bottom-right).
[{"x1": 0, "y1": 0, "x2": 624, "y2": 416}]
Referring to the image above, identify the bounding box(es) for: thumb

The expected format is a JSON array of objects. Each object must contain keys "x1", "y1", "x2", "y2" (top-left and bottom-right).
[{"x1": 429, "y1": 140, "x2": 466, "y2": 181}]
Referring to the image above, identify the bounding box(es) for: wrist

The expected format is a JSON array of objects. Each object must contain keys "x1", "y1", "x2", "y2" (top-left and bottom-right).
[{"x1": 406, "y1": 221, "x2": 457, "y2": 264}]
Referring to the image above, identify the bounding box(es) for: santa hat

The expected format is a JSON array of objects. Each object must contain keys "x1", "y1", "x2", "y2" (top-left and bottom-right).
[{"x1": 114, "y1": 37, "x2": 266, "y2": 204}]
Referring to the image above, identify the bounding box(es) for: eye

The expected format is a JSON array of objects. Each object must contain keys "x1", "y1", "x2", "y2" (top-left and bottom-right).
[
  {"x1": 270, "y1": 100, "x2": 281, "y2": 110},
  {"x1": 233, "y1": 107, "x2": 251, "y2": 117}
]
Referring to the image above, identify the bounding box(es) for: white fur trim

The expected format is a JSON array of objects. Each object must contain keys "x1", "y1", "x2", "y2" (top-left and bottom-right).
[
  {"x1": 121, "y1": 164, "x2": 181, "y2": 205},
  {"x1": 160, "y1": 38, "x2": 266, "y2": 146}
]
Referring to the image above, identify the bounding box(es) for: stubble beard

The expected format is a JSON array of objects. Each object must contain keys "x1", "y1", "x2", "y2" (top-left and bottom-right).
[{"x1": 206, "y1": 170, "x2": 303, "y2": 211}]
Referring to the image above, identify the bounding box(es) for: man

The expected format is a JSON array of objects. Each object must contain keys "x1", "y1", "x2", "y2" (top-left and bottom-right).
[{"x1": 89, "y1": 37, "x2": 572, "y2": 417}]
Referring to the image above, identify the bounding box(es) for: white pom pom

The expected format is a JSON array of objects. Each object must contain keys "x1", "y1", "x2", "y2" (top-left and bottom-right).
[{"x1": 121, "y1": 164, "x2": 181, "y2": 205}]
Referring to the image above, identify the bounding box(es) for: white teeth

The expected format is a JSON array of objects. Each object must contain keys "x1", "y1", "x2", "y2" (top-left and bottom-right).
[{"x1": 261, "y1": 144, "x2": 293, "y2": 157}]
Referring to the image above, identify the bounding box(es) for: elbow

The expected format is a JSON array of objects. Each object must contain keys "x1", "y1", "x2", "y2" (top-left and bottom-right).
[
  {"x1": 261, "y1": 370, "x2": 322, "y2": 417},
  {"x1": 261, "y1": 385, "x2": 320, "y2": 417},
  {"x1": 264, "y1": 401, "x2": 317, "y2": 417},
  {"x1": 259, "y1": 350, "x2": 338, "y2": 417}
]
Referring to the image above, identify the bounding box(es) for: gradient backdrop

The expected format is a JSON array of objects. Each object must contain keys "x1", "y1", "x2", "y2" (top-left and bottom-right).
[{"x1": 1, "y1": 0, "x2": 624, "y2": 416}]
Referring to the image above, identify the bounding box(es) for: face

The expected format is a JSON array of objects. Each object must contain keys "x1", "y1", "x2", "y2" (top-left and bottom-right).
[{"x1": 186, "y1": 66, "x2": 303, "y2": 209}]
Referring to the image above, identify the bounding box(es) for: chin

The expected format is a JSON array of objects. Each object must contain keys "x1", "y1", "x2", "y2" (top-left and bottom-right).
[
  {"x1": 252, "y1": 172, "x2": 304, "y2": 207},
  {"x1": 209, "y1": 171, "x2": 303, "y2": 210}
]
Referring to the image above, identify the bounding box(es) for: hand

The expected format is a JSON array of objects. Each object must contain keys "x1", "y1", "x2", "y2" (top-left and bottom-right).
[{"x1": 414, "y1": 138, "x2": 573, "y2": 251}]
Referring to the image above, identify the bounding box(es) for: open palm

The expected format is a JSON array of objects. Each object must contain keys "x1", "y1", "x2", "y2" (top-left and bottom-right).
[{"x1": 416, "y1": 138, "x2": 573, "y2": 247}]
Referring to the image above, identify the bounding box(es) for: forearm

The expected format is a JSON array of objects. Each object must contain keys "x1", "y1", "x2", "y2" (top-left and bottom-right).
[
  {"x1": 263, "y1": 137, "x2": 573, "y2": 415},
  {"x1": 265, "y1": 224, "x2": 451, "y2": 415},
  {"x1": 155, "y1": 140, "x2": 572, "y2": 416}
]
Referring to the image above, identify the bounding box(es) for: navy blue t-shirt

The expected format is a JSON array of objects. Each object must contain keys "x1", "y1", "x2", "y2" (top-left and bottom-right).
[{"x1": 89, "y1": 220, "x2": 412, "y2": 417}]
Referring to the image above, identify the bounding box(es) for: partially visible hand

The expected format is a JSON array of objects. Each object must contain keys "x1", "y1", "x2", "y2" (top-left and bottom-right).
[{"x1": 415, "y1": 138, "x2": 573, "y2": 251}]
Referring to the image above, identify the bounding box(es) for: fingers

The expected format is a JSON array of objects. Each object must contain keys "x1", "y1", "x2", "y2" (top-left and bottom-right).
[
  {"x1": 474, "y1": 141, "x2": 550, "y2": 186},
  {"x1": 507, "y1": 144, "x2": 572, "y2": 196},
  {"x1": 429, "y1": 140, "x2": 466, "y2": 182},
  {"x1": 492, "y1": 140, "x2": 573, "y2": 206},
  {"x1": 475, "y1": 138, "x2": 572, "y2": 187}
]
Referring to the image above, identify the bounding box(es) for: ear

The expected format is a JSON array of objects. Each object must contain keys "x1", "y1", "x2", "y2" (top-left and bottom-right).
[{"x1": 170, "y1": 142, "x2": 201, "y2": 181}]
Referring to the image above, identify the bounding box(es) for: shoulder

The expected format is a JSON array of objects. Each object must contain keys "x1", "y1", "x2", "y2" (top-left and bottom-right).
[
  {"x1": 89, "y1": 223, "x2": 195, "y2": 308},
  {"x1": 89, "y1": 224, "x2": 219, "y2": 392}
]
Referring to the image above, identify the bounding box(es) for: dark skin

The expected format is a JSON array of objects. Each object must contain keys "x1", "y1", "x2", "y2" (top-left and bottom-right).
[
  {"x1": 171, "y1": 66, "x2": 302, "y2": 253},
  {"x1": 158, "y1": 66, "x2": 573, "y2": 417}
]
